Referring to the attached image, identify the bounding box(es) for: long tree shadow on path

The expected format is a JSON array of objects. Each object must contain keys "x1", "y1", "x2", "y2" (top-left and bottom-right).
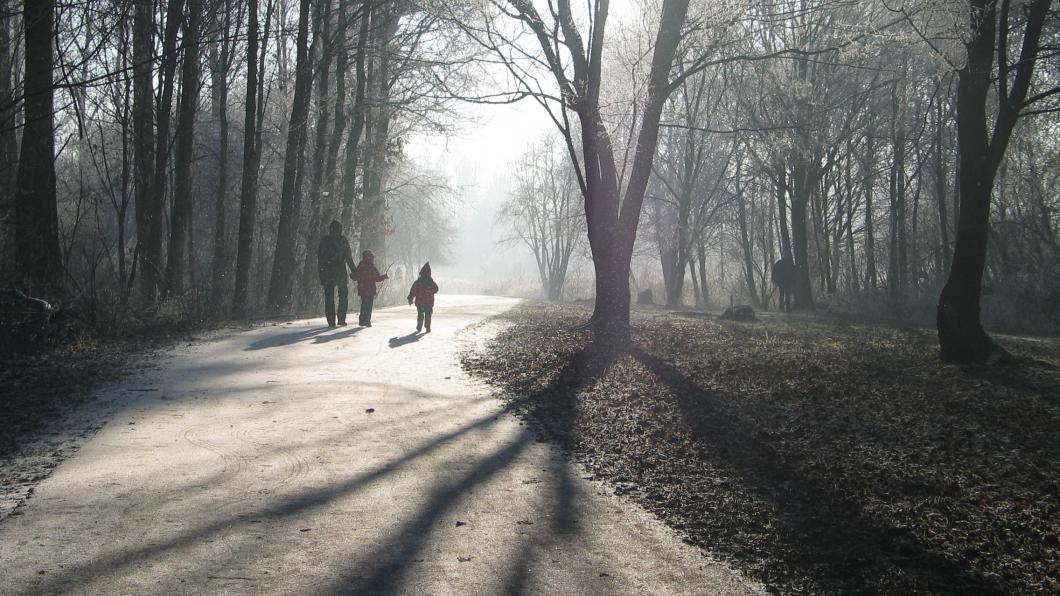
[
  {"x1": 27, "y1": 345, "x2": 615, "y2": 595},
  {"x1": 333, "y1": 346, "x2": 612, "y2": 594},
  {"x1": 29, "y1": 406, "x2": 508, "y2": 593}
]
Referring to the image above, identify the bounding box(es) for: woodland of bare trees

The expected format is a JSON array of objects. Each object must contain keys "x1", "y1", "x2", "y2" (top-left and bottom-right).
[
  {"x1": 499, "y1": 134, "x2": 585, "y2": 301},
  {"x1": 1, "y1": 0, "x2": 1057, "y2": 363},
  {"x1": 484, "y1": 0, "x2": 1058, "y2": 361},
  {"x1": 1, "y1": 0, "x2": 469, "y2": 322}
]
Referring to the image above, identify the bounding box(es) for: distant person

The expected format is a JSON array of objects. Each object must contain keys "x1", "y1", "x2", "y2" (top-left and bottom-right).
[
  {"x1": 771, "y1": 258, "x2": 796, "y2": 312},
  {"x1": 352, "y1": 249, "x2": 387, "y2": 327},
  {"x1": 407, "y1": 262, "x2": 439, "y2": 333},
  {"x1": 317, "y1": 220, "x2": 356, "y2": 327}
]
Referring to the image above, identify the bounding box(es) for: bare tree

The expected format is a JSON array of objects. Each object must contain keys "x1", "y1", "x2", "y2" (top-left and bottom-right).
[
  {"x1": 938, "y1": 0, "x2": 1056, "y2": 363},
  {"x1": 14, "y1": 0, "x2": 62, "y2": 297},
  {"x1": 232, "y1": 0, "x2": 263, "y2": 318},
  {"x1": 132, "y1": 0, "x2": 157, "y2": 304},
  {"x1": 166, "y1": 0, "x2": 204, "y2": 297},
  {"x1": 649, "y1": 66, "x2": 737, "y2": 307},
  {"x1": 0, "y1": 0, "x2": 17, "y2": 279},
  {"x1": 208, "y1": 0, "x2": 240, "y2": 313},
  {"x1": 466, "y1": 0, "x2": 692, "y2": 342},
  {"x1": 499, "y1": 135, "x2": 584, "y2": 301},
  {"x1": 266, "y1": 0, "x2": 316, "y2": 313}
]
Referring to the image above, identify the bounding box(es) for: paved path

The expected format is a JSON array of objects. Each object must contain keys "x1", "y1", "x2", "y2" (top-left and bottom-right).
[{"x1": 0, "y1": 295, "x2": 760, "y2": 595}]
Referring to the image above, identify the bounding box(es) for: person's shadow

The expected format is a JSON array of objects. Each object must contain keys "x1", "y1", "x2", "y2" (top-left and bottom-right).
[
  {"x1": 314, "y1": 327, "x2": 363, "y2": 343},
  {"x1": 388, "y1": 332, "x2": 422, "y2": 348},
  {"x1": 245, "y1": 326, "x2": 333, "y2": 350}
]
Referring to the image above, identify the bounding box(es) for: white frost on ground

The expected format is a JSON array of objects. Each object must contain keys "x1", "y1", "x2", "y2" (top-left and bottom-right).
[{"x1": 0, "y1": 295, "x2": 761, "y2": 595}]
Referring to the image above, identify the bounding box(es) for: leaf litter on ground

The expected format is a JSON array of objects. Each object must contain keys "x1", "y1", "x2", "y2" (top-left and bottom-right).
[{"x1": 461, "y1": 301, "x2": 1060, "y2": 594}]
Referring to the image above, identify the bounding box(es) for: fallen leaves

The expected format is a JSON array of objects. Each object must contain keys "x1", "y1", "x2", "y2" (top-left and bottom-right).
[{"x1": 462, "y1": 301, "x2": 1060, "y2": 594}]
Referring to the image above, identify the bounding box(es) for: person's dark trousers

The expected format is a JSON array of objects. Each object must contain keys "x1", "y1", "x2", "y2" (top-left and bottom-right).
[
  {"x1": 417, "y1": 306, "x2": 432, "y2": 332},
  {"x1": 323, "y1": 284, "x2": 349, "y2": 326},
  {"x1": 359, "y1": 295, "x2": 374, "y2": 326}
]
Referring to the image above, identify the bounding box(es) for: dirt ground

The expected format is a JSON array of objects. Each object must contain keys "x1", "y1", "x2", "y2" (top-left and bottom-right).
[{"x1": 461, "y1": 301, "x2": 1060, "y2": 594}]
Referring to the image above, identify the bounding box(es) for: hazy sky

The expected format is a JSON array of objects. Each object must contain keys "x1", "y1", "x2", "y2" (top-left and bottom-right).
[
  {"x1": 402, "y1": 3, "x2": 647, "y2": 295},
  {"x1": 406, "y1": 97, "x2": 559, "y2": 295}
]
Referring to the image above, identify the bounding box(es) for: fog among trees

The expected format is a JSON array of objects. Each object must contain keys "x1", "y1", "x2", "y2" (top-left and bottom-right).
[{"x1": 1, "y1": 0, "x2": 1057, "y2": 362}]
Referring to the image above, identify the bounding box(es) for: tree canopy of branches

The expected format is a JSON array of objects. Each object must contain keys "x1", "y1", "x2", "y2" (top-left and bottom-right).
[
  {"x1": 1, "y1": 0, "x2": 1058, "y2": 363},
  {"x1": 499, "y1": 134, "x2": 584, "y2": 301}
]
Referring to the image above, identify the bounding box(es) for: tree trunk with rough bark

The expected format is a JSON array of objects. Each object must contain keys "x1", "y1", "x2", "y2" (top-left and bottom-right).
[
  {"x1": 937, "y1": 0, "x2": 1052, "y2": 363},
  {"x1": 300, "y1": 0, "x2": 336, "y2": 309},
  {"x1": 144, "y1": 0, "x2": 186, "y2": 302},
  {"x1": 0, "y1": 0, "x2": 17, "y2": 279},
  {"x1": 340, "y1": 1, "x2": 370, "y2": 235},
  {"x1": 209, "y1": 0, "x2": 234, "y2": 314},
  {"x1": 863, "y1": 134, "x2": 877, "y2": 289},
  {"x1": 166, "y1": 0, "x2": 202, "y2": 297},
  {"x1": 133, "y1": 0, "x2": 157, "y2": 303},
  {"x1": 789, "y1": 159, "x2": 815, "y2": 310},
  {"x1": 933, "y1": 92, "x2": 951, "y2": 278},
  {"x1": 14, "y1": 0, "x2": 62, "y2": 298},
  {"x1": 232, "y1": 0, "x2": 260, "y2": 318},
  {"x1": 266, "y1": 0, "x2": 316, "y2": 313}
]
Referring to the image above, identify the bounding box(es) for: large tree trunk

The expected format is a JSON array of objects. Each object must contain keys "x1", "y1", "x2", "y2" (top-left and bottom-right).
[
  {"x1": 0, "y1": 0, "x2": 17, "y2": 279},
  {"x1": 266, "y1": 0, "x2": 315, "y2": 313},
  {"x1": 358, "y1": 7, "x2": 400, "y2": 260},
  {"x1": 323, "y1": 0, "x2": 353, "y2": 217},
  {"x1": 933, "y1": 92, "x2": 952, "y2": 277},
  {"x1": 166, "y1": 0, "x2": 202, "y2": 297},
  {"x1": 843, "y1": 143, "x2": 859, "y2": 293},
  {"x1": 117, "y1": 26, "x2": 133, "y2": 303},
  {"x1": 340, "y1": 2, "x2": 371, "y2": 233},
  {"x1": 209, "y1": 0, "x2": 234, "y2": 314},
  {"x1": 299, "y1": 0, "x2": 335, "y2": 310},
  {"x1": 232, "y1": 0, "x2": 261, "y2": 318},
  {"x1": 937, "y1": 0, "x2": 1052, "y2": 363},
  {"x1": 887, "y1": 80, "x2": 907, "y2": 303},
  {"x1": 735, "y1": 157, "x2": 759, "y2": 307},
  {"x1": 0, "y1": 0, "x2": 17, "y2": 277},
  {"x1": 775, "y1": 169, "x2": 793, "y2": 264},
  {"x1": 589, "y1": 232, "x2": 633, "y2": 343},
  {"x1": 133, "y1": 0, "x2": 157, "y2": 303},
  {"x1": 863, "y1": 134, "x2": 877, "y2": 289},
  {"x1": 589, "y1": 0, "x2": 690, "y2": 343},
  {"x1": 143, "y1": 0, "x2": 186, "y2": 303},
  {"x1": 660, "y1": 201, "x2": 689, "y2": 307},
  {"x1": 789, "y1": 159, "x2": 815, "y2": 310},
  {"x1": 14, "y1": 0, "x2": 62, "y2": 298}
]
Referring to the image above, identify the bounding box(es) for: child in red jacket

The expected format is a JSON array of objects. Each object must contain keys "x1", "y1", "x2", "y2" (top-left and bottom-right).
[{"x1": 407, "y1": 262, "x2": 439, "y2": 333}]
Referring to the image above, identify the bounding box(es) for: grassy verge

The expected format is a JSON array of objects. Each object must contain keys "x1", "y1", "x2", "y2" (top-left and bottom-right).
[{"x1": 462, "y1": 301, "x2": 1060, "y2": 594}]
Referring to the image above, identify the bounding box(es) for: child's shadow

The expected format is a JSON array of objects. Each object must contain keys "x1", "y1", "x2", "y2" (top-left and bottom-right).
[{"x1": 388, "y1": 332, "x2": 423, "y2": 348}]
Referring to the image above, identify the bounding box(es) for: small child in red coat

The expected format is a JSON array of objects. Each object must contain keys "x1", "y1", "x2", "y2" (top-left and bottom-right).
[{"x1": 407, "y1": 262, "x2": 439, "y2": 333}]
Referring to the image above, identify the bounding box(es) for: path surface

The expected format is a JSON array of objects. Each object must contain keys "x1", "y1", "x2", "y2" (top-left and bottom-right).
[{"x1": 0, "y1": 295, "x2": 760, "y2": 595}]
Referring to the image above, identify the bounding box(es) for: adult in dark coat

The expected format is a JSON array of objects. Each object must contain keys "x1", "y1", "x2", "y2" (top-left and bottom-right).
[
  {"x1": 771, "y1": 258, "x2": 796, "y2": 312},
  {"x1": 407, "y1": 262, "x2": 439, "y2": 333},
  {"x1": 352, "y1": 249, "x2": 387, "y2": 326},
  {"x1": 317, "y1": 220, "x2": 356, "y2": 327}
]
